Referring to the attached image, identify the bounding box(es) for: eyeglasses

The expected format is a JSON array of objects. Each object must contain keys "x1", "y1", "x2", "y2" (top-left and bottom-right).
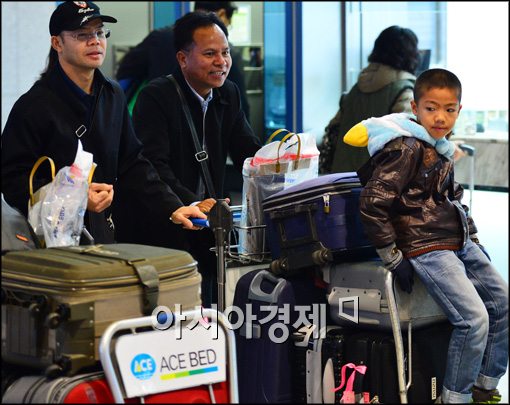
[{"x1": 64, "y1": 28, "x2": 111, "y2": 42}]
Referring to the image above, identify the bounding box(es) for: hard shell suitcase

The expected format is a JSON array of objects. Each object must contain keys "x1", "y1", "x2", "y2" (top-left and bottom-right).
[
  {"x1": 1, "y1": 244, "x2": 202, "y2": 376},
  {"x1": 344, "y1": 322, "x2": 452, "y2": 403},
  {"x1": 1, "y1": 371, "x2": 115, "y2": 403},
  {"x1": 292, "y1": 324, "x2": 352, "y2": 404},
  {"x1": 323, "y1": 259, "x2": 447, "y2": 330},
  {"x1": 1, "y1": 371, "x2": 229, "y2": 403},
  {"x1": 231, "y1": 269, "x2": 328, "y2": 403},
  {"x1": 262, "y1": 173, "x2": 376, "y2": 275}
]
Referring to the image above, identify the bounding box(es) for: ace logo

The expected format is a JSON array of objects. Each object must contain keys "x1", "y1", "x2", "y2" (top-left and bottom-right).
[{"x1": 131, "y1": 353, "x2": 156, "y2": 380}]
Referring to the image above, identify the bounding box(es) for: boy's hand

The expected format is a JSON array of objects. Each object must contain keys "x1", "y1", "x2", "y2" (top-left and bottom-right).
[
  {"x1": 392, "y1": 258, "x2": 414, "y2": 294},
  {"x1": 376, "y1": 243, "x2": 414, "y2": 294}
]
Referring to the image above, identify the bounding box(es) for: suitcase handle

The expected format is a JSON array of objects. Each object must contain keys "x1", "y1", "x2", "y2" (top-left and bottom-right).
[
  {"x1": 268, "y1": 203, "x2": 317, "y2": 220},
  {"x1": 29, "y1": 156, "x2": 55, "y2": 206},
  {"x1": 248, "y1": 270, "x2": 286, "y2": 304}
]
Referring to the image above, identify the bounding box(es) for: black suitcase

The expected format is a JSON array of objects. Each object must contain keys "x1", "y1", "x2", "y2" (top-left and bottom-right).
[
  {"x1": 231, "y1": 269, "x2": 328, "y2": 403},
  {"x1": 344, "y1": 322, "x2": 452, "y2": 403}
]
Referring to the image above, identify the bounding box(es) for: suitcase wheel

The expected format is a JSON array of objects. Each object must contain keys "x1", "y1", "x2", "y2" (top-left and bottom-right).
[
  {"x1": 270, "y1": 258, "x2": 287, "y2": 276},
  {"x1": 312, "y1": 247, "x2": 332, "y2": 265}
]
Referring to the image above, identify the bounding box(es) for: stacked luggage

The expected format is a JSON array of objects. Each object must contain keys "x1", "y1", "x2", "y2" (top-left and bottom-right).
[
  {"x1": 262, "y1": 173, "x2": 377, "y2": 276},
  {"x1": 2, "y1": 244, "x2": 202, "y2": 377},
  {"x1": 2, "y1": 170, "x2": 455, "y2": 403},
  {"x1": 1, "y1": 236, "x2": 207, "y2": 401},
  {"x1": 230, "y1": 172, "x2": 451, "y2": 403},
  {"x1": 231, "y1": 268, "x2": 328, "y2": 403}
]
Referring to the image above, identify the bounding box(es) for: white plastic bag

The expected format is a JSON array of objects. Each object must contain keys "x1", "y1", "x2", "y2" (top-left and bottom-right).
[
  {"x1": 238, "y1": 131, "x2": 319, "y2": 258},
  {"x1": 38, "y1": 141, "x2": 93, "y2": 247}
]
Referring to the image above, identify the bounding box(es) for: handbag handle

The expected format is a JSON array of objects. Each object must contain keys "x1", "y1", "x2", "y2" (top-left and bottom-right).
[
  {"x1": 29, "y1": 156, "x2": 55, "y2": 206},
  {"x1": 266, "y1": 128, "x2": 291, "y2": 144},
  {"x1": 275, "y1": 132, "x2": 302, "y2": 173},
  {"x1": 29, "y1": 157, "x2": 97, "y2": 206},
  {"x1": 88, "y1": 162, "x2": 97, "y2": 184}
]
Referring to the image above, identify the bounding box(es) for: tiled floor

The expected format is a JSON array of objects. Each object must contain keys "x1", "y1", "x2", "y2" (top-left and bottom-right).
[{"x1": 469, "y1": 190, "x2": 508, "y2": 402}]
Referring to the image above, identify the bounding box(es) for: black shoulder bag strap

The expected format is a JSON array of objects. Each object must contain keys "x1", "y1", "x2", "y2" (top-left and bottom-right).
[{"x1": 167, "y1": 74, "x2": 216, "y2": 199}]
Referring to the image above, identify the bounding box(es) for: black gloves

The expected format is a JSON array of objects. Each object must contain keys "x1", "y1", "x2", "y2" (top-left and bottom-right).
[
  {"x1": 376, "y1": 243, "x2": 414, "y2": 294},
  {"x1": 392, "y1": 257, "x2": 414, "y2": 294}
]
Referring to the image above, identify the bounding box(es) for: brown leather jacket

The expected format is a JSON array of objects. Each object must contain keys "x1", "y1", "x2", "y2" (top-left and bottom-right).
[{"x1": 359, "y1": 136, "x2": 477, "y2": 257}]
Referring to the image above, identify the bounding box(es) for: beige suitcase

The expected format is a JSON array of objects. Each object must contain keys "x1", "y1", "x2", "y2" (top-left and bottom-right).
[{"x1": 1, "y1": 244, "x2": 201, "y2": 376}]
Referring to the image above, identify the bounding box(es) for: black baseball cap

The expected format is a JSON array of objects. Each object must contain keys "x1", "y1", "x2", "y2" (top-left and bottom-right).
[{"x1": 49, "y1": 1, "x2": 117, "y2": 36}]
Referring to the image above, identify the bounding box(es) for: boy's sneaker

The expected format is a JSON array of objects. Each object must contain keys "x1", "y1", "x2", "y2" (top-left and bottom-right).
[{"x1": 471, "y1": 386, "x2": 502, "y2": 403}]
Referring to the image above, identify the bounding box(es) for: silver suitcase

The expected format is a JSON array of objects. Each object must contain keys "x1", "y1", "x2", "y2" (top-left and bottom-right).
[
  {"x1": 322, "y1": 259, "x2": 449, "y2": 403},
  {"x1": 323, "y1": 259, "x2": 447, "y2": 330}
]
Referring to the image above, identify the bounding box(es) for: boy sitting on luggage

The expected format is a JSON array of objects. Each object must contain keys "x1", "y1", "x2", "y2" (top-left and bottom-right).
[{"x1": 344, "y1": 68, "x2": 508, "y2": 404}]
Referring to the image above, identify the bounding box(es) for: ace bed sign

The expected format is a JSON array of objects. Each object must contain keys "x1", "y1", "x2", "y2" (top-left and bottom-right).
[{"x1": 115, "y1": 325, "x2": 227, "y2": 398}]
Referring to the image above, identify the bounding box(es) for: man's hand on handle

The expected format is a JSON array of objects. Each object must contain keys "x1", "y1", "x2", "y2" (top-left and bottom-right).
[{"x1": 170, "y1": 206, "x2": 207, "y2": 230}]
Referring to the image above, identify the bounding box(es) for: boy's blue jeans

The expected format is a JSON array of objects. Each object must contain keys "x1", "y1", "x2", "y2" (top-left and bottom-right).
[{"x1": 409, "y1": 239, "x2": 508, "y2": 404}]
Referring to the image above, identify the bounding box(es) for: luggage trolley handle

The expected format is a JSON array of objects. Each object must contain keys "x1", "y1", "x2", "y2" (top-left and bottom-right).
[
  {"x1": 384, "y1": 269, "x2": 410, "y2": 404},
  {"x1": 458, "y1": 143, "x2": 475, "y2": 214}
]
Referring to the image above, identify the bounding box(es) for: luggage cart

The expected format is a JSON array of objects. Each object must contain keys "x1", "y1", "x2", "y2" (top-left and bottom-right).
[
  {"x1": 193, "y1": 201, "x2": 271, "y2": 312},
  {"x1": 376, "y1": 269, "x2": 442, "y2": 403},
  {"x1": 458, "y1": 143, "x2": 476, "y2": 214},
  {"x1": 99, "y1": 308, "x2": 238, "y2": 403},
  {"x1": 385, "y1": 270, "x2": 412, "y2": 404},
  {"x1": 324, "y1": 260, "x2": 448, "y2": 403}
]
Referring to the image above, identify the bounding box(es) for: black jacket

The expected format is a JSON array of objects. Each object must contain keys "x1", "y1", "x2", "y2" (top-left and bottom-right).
[
  {"x1": 118, "y1": 69, "x2": 261, "y2": 248},
  {"x1": 359, "y1": 137, "x2": 477, "y2": 257},
  {"x1": 116, "y1": 25, "x2": 250, "y2": 121},
  {"x1": 1, "y1": 65, "x2": 184, "y2": 243}
]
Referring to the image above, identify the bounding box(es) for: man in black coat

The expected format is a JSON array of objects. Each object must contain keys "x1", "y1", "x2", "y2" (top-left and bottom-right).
[
  {"x1": 1, "y1": 1, "x2": 206, "y2": 245},
  {"x1": 116, "y1": 1, "x2": 250, "y2": 121},
  {"x1": 120, "y1": 11, "x2": 262, "y2": 307}
]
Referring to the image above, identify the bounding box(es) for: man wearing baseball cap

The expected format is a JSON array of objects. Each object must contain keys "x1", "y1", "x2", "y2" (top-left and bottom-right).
[
  {"x1": 49, "y1": 1, "x2": 117, "y2": 36},
  {"x1": 2, "y1": 1, "x2": 207, "y2": 244}
]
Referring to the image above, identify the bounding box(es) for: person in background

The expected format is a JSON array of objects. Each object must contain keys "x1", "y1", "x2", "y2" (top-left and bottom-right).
[
  {"x1": 1, "y1": 1, "x2": 206, "y2": 245},
  {"x1": 115, "y1": 11, "x2": 262, "y2": 307},
  {"x1": 115, "y1": 1, "x2": 250, "y2": 121},
  {"x1": 355, "y1": 68, "x2": 508, "y2": 404},
  {"x1": 319, "y1": 25, "x2": 420, "y2": 174}
]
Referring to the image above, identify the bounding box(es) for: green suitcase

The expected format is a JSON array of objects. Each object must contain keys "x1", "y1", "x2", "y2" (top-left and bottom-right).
[{"x1": 1, "y1": 244, "x2": 201, "y2": 376}]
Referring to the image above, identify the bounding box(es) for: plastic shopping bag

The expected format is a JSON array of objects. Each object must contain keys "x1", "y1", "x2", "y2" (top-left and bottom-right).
[
  {"x1": 29, "y1": 141, "x2": 94, "y2": 247},
  {"x1": 238, "y1": 130, "x2": 319, "y2": 258}
]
